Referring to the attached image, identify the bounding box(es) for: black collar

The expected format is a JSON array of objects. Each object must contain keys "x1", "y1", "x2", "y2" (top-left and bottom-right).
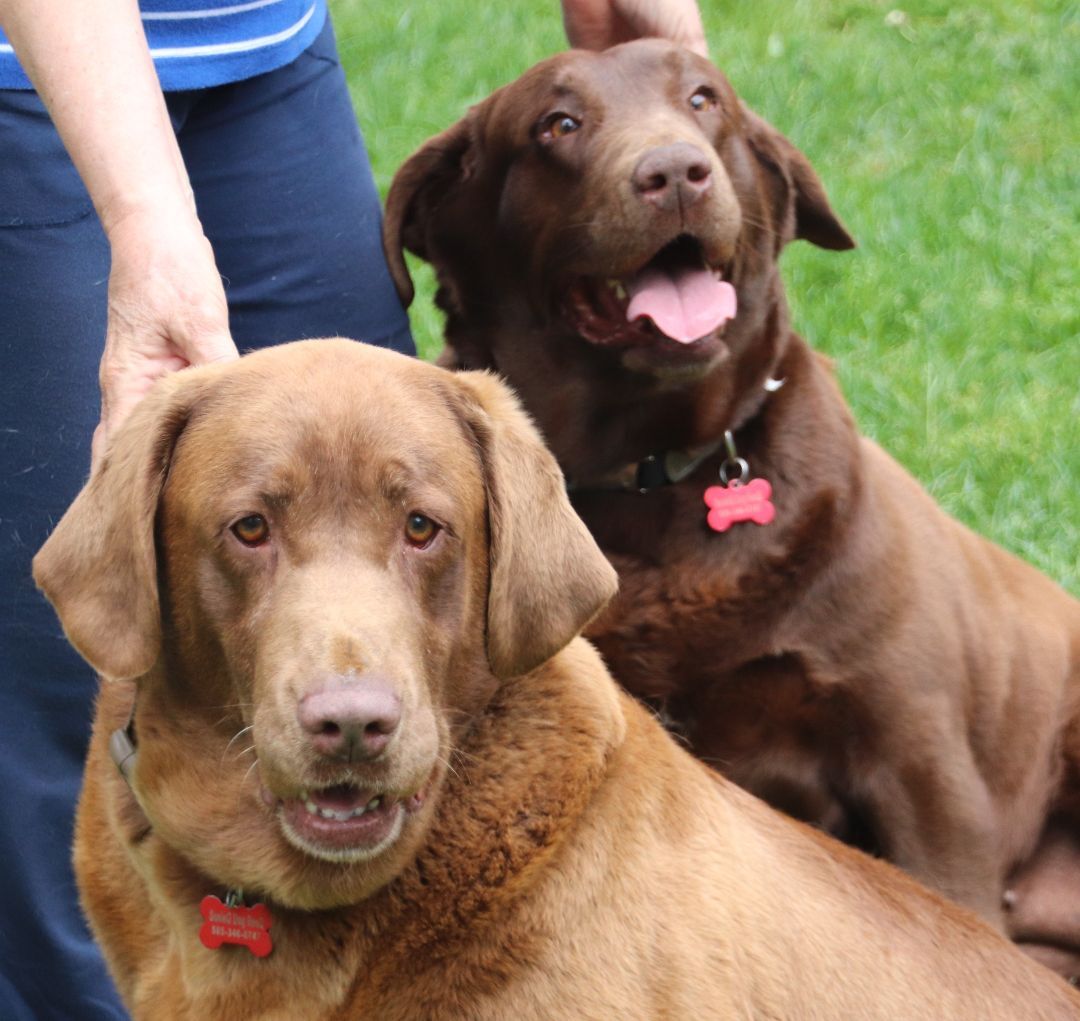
[
  {"x1": 566, "y1": 376, "x2": 785, "y2": 495},
  {"x1": 566, "y1": 435, "x2": 728, "y2": 493}
]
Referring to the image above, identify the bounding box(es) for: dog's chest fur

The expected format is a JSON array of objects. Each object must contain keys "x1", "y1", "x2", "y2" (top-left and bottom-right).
[{"x1": 568, "y1": 340, "x2": 876, "y2": 840}]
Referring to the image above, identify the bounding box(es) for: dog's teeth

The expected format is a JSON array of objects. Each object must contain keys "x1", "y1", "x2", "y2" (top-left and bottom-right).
[
  {"x1": 301, "y1": 793, "x2": 383, "y2": 822},
  {"x1": 606, "y1": 279, "x2": 627, "y2": 301}
]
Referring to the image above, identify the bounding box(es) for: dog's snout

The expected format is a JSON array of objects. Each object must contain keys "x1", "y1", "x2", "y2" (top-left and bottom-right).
[
  {"x1": 298, "y1": 680, "x2": 402, "y2": 761},
  {"x1": 632, "y1": 143, "x2": 713, "y2": 212}
]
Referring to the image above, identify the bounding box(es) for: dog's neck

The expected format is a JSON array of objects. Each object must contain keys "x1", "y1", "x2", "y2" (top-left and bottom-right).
[
  {"x1": 118, "y1": 641, "x2": 625, "y2": 1012},
  {"x1": 563, "y1": 353, "x2": 789, "y2": 494},
  {"x1": 347, "y1": 641, "x2": 625, "y2": 973}
]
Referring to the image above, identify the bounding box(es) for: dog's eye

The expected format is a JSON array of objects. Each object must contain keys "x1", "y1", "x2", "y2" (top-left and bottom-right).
[
  {"x1": 689, "y1": 87, "x2": 717, "y2": 113},
  {"x1": 232, "y1": 514, "x2": 270, "y2": 547},
  {"x1": 404, "y1": 512, "x2": 440, "y2": 549},
  {"x1": 538, "y1": 112, "x2": 581, "y2": 143}
]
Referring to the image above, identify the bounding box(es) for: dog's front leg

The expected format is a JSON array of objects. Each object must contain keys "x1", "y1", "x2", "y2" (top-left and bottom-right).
[{"x1": 856, "y1": 739, "x2": 1006, "y2": 929}]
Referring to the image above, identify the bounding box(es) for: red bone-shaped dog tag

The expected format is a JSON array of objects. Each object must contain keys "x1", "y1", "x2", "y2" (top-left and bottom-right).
[
  {"x1": 199, "y1": 894, "x2": 273, "y2": 958},
  {"x1": 703, "y1": 478, "x2": 775, "y2": 532}
]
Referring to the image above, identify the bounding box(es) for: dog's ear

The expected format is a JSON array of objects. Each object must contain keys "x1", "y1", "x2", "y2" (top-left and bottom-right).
[
  {"x1": 453, "y1": 371, "x2": 618, "y2": 679},
  {"x1": 741, "y1": 105, "x2": 855, "y2": 252},
  {"x1": 33, "y1": 370, "x2": 214, "y2": 681},
  {"x1": 382, "y1": 113, "x2": 478, "y2": 309}
]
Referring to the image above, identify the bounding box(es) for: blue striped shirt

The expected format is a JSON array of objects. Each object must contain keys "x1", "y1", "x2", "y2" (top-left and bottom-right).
[{"x1": 0, "y1": 0, "x2": 328, "y2": 91}]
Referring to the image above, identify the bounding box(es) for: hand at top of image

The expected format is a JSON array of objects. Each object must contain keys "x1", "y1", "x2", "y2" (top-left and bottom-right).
[{"x1": 561, "y1": 0, "x2": 707, "y2": 56}]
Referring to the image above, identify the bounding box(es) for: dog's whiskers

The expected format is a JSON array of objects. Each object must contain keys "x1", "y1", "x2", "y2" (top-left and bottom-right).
[
  {"x1": 448, "y1": 743, "x2": 484, "y2": 765},
  {"x1": 230, "y1": 757, "x2": 263, "y2": 817},
  {"x1": 736, "y1": 211, "x2": 782, "y2": 240},
  {"x1": 436, "y1": 752, "x2": 466, "y2": 785},
  {"x1": 223, "y1": 725, "x2": 255, "y2": 764},
  {"x1": 212, "y1": 704, "x2": 255, "y2": 730},
  {"x1": 240, "y1": 758, "x2": 261, "y2": 789}
]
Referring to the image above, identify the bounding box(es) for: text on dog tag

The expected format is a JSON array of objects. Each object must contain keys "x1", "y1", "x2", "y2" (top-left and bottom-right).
[
  {"x1": 199, "y1": 894, "x2": 273, "y2": 958},
  {"x1": 703, "y1": 478, "x2": 775, "y2": 532}
]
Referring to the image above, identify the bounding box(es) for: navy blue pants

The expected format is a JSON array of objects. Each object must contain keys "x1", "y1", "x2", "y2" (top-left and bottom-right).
[{"x1": 0, "y1": 19, "x2": 412, "y2": 1020}]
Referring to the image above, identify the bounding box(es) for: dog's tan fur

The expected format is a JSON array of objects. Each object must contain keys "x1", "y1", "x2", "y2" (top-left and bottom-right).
[{"x1": 35, "y1": 341, "x2": 1080, "y2": 1019}]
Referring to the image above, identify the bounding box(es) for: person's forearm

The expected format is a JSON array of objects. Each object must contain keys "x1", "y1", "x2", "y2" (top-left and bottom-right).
[
  {"x1": 0, "y1": 0, "x2": 234, "y2": 461},
  {"x1": 0, "y1": 0, "x2": 195, "y2": 236}
]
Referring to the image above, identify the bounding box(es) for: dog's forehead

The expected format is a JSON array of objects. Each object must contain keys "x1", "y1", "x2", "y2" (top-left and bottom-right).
[
  {"x1": 493, "y1": 39, "x2": 731, "y2": 118},
  {"x1": 175, "y1": 341, "x2": 479, "y2": 500}
]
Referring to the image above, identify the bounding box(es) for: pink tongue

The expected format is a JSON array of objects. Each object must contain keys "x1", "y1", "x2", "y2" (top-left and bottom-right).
[{"x1": 625, "y1": 265, "x2": 737, "y2": 343}]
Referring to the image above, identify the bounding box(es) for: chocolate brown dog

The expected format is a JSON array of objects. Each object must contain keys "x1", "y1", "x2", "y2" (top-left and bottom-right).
[
  {"x1": 383, "y1": 40, "x2": 1080, "y2": 976},
  {"x1": 34, "y1": 341, "x2": 1080, "y2": 1018}
]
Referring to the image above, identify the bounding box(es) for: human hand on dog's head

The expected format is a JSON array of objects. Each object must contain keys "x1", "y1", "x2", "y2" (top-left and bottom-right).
[
  {"x1": 93, "y1": 205, "x2": 237, "y2": 471},
  {"x1": 561, "y1": 0, "x2": 707, "y2": 57}
]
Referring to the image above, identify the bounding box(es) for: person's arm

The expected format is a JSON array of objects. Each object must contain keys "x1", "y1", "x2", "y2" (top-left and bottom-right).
[
  {"x1": 0, "y1": 0, "x2": 235, "y2": 463},
  {"x1": 561, "y1": 0, "x2": 708, "y2": 56}
]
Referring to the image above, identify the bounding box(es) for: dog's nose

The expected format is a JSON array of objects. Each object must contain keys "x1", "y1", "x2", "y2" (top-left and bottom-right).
[
  {"x1": 298, "y1": 680, "x2": 402, "y2": 761},
  {"x1": 632, "y1": 143, "x2": 713, "y2": 212}
]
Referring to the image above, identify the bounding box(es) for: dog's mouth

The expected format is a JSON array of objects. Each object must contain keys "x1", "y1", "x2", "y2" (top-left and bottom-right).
[
  {"x1": 564, "y1": 235, "x2": 737, "y2": 350},
  {"x1": 272, "y1": 780, "x2": 429, "y2": 864}
]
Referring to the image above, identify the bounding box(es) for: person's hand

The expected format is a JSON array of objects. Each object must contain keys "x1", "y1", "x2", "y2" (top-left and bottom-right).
[
  {"x1": 93, "y1": 204, "x2": 237, "y2": 466},
  {"x1": 562, "y1": 0, "x2": 707, "y2": 57}
]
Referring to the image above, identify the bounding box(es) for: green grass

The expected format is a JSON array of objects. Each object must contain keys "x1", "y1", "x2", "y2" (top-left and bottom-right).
[{"x1": 331, "y1": 0, "x2": 1079, "y2": 594}]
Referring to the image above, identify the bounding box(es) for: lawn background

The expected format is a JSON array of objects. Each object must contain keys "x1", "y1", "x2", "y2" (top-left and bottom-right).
[{"x1": 330, "y1": 0, "x2": 1078, "y2": 595}]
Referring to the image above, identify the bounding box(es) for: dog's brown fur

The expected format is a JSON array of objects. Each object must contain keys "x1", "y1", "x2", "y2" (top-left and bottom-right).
[
  {"x1": 383, "y1": 40, "x2": 1080, "y2": 973},
  {"x1": 34, "y1": 341, "x2": 1080, "y2": 1018}
]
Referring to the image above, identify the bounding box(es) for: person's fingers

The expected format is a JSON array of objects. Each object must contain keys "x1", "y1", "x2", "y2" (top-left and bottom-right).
[
  {"x1": 95, "y1": 324, "x2": 233, "y2": 465},
  {"x1": 563, "y1": 0, "x2": 633, "y2": 49},
  {"x1": 96, "y1": 304, "x2": 235, "y2": 459},
  {"x1": 96, "y1": 212, "x2": 236, "y2": 453},
  {"x1": 186, "y1": 328, "x2": 238, "y2": 367},
  {"x1": 90, "y1": 421, "x2": 109, "y2": 474},
  {"x1": 98, "y1": 341, "x2": 186, "y2": 439},
  {"x1": 98, "y1": 319, "x2": 236, "y2": 440},
  {"x1": 615, "y1": 0, "x2": 707, "y2": 56},
  {"x1": 563, "y1": 0, "x2": 707, "y2": 57}
]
